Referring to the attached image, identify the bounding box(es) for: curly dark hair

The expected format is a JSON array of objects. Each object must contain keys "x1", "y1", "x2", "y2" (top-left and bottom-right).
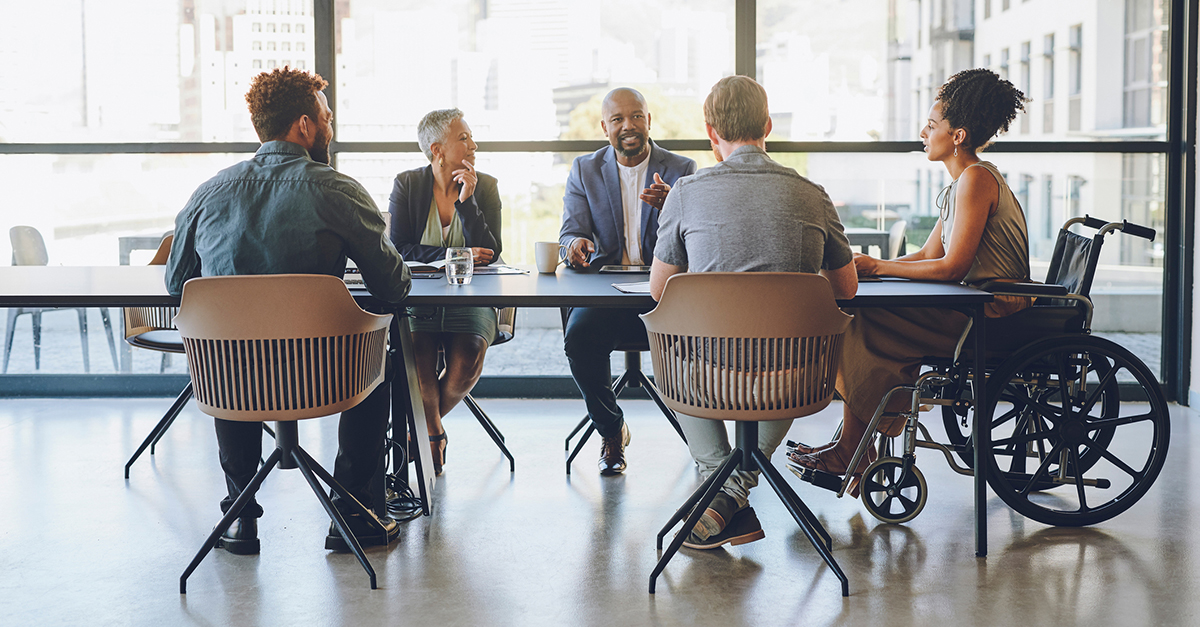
[
  {"x1": 244, "y1": 67, "x2": 329, "y2": 142},
  {"x1": 937, "y1": 68, "x2": 1028, "y2": 150}
]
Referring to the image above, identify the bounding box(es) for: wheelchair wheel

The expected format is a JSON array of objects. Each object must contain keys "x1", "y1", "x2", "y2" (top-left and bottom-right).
[
  {"x1": 860, "y1": 457, "x2": 927, "y2": 524},
  {"x1": 941, "y1": 348, "x2": 1119, "y2": 487},
  {"x1": 981, "y1": 335, "x2": 1169, "y2": 526}
]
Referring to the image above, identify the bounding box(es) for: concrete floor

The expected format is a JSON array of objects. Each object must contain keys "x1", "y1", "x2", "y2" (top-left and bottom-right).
[{"x1": 0, "y1": 397, "x2": 1196, "y2": 626}]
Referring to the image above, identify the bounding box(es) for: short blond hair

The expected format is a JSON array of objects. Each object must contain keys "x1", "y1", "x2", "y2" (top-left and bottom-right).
[{"x1": 703, "y1": 76, "x2": 770, "y2": 143}]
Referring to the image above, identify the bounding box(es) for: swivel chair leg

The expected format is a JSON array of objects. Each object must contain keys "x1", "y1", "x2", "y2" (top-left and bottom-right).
[
  {"x1": 125, "y1": 383, "x2": 193, "y2": 478},
  {"x1": 180, "y1": 447, "x2": 283, "y2": 594},
  {"x1": 565, "y1": 370, "x2": 634, "y2": 474},
  {"x1": 649, "y1": 448, "x2": 742, "y2": 593},
  {"x1": 463, "y1": 394, "x2": 515, "y2": 472},
  {"x1": 632, "y1": 369, "x2": 687, "y2": 445},
  {"x1": 751, "y1": 449, "x2": 844, "y2": 591},
  {"x1": 292, "y1": 448, "x2": 378, "y2": 590}
]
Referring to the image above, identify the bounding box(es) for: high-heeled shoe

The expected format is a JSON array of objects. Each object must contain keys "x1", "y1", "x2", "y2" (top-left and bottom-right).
[
  {"x1": 429, "y1": 431, "x2": 448, "y2": 476},
  {"x1": 788, "y1": 446, "x2": 877, "y2": 498}
]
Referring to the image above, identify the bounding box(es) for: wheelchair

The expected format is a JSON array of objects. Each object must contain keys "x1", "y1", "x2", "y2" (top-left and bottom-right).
[{"x1": 791, "y1": 216, "x2": 1170, "y2": 528}]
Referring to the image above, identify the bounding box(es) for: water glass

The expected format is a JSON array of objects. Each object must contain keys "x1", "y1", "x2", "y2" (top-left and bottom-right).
[{"x1": 446, "y1": 247, "x2": 473, "y2": 285}]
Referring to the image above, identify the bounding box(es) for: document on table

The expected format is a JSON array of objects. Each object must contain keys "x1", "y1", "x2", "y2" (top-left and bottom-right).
[
  {"x1": 472, "y1": 264, "x2": 529, "y2": 275},
  {"x1": 611, "y1": 281, "x2": 651, "y2": 294}
]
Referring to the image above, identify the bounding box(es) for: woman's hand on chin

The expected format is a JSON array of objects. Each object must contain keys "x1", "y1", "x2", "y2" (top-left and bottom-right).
[{"x1": 853, "y1": 252, "x2": 879, "y2": 277}]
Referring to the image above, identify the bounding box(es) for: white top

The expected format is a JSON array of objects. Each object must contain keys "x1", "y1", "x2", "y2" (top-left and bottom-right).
[{"x1": 616, "y1": 146, "x2": 652, "y2": 265}]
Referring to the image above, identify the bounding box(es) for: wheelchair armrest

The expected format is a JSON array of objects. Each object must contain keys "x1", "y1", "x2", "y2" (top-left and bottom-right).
[{"x1": 976, "y1": 281, "x2": 1068, "y2": 297}]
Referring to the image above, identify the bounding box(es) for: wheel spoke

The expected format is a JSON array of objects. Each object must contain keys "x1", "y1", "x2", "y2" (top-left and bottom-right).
[
  {"x1": 993, "y1": 429, "x2": 1053, "y2": 449},
  {"x1": 1020, "y1": 441, "x2": 1065, "y2": 497},
  {"x1": 1087, "y1": 411, "x2": 1157, "y2": 430},
  {"x1": 1079, "y1": 362, "x2": 1119, "y2": 417},
  {"x1": 1088, "y1": 437, "x2": 1145, "y2": 480},
  {"x1": 1068, "y1": 448, "x2": 1089, "y2": 513}
]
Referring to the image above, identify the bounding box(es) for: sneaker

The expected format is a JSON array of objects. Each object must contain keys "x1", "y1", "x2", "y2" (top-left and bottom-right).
[
  {"x1": 682, "y1": 506, "x2": 766, "y2": 550},
  {"x1": 325, "y1": 510, "x2": 400, "y2": 552}
]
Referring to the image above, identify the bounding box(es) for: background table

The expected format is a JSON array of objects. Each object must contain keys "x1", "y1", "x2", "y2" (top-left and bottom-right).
[
  {"x1": 845, "y1": 228, "x2": 893, "y2": 259},
  {"x1": 0, "y1": 265, "x2": 993, "y2": 556}
]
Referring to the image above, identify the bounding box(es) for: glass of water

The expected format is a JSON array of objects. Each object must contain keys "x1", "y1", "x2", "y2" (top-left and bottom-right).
[{"x1": 445, "y1": 247, "x2": 473, "y2": 285}]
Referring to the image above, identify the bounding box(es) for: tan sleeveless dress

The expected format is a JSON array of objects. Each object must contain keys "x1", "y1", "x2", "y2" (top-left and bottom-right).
[{"x1": 837, "y1": 161, "x2": 1030, "y2": 435}]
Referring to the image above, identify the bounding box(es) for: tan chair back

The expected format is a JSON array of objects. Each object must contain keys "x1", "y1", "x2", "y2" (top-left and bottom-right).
[
  {"x1": 640, "y1": 272, "x2": 852, "y2": 422},
  {"x1": 124, "y1": 234, "x2": 182, "y2": 351},
  {"x1": 494, "y1": 307, "x2": 517, "y2": 345},
  {"x1": 174, "y1": 274, "x2": 392, "y2": 422}
]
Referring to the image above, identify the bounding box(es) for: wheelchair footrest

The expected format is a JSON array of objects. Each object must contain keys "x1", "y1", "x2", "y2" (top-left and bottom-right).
[{"x1": 788, "y1": 463, "x2": 844, "y2": 493}]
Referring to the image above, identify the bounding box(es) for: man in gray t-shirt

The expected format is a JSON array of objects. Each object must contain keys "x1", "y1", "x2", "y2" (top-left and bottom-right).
[{"x1": 649, "y1": 76, "x2": 857, "y2": 550}]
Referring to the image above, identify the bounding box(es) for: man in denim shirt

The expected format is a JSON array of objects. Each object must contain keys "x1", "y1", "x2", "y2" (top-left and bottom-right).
[{"x1": 167, "y1": 68, "x2": 410, "y2": 555}]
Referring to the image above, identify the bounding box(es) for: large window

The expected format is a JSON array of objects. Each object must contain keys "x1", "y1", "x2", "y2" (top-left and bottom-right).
[{"x1": 0, "y1": 0, "x2": 1187, "y2": 394}]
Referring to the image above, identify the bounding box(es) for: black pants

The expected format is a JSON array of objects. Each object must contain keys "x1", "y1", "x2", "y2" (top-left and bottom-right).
[
  {"x1": 562, "y1": 306, "x2": 653, "y2": 439},
  {"x1": 214, "y1": 380, "x2": 391, "y2": 518}
]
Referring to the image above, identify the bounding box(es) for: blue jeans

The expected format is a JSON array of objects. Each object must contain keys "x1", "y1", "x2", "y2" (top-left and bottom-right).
[{"x1": 562, "y1": 306, "x2": 653, "y2": 439}]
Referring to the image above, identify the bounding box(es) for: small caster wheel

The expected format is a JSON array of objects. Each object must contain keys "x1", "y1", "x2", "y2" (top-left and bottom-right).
[{"x1": 861, "y1": 457, "x2": 928, "y2": 524}]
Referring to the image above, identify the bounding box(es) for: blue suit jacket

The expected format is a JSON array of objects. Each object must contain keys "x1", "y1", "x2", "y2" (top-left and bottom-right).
[{"x1": 558, "y1": 141, "x2": 697, "y2": 267}]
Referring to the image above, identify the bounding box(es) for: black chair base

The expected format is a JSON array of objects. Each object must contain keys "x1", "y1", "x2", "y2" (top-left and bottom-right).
[
  {"x1": 124, "y1": 383, "x2": 274, "y2": 478},
  {"x1": 180, "y1": 421, "x2": 386, "y2": 593},
  {"x1": 463, "y1": 394, "x2": 515, "y2": 472},
  {"x1": 564, "y1": 356, "x2": 687, "y2": 474},
  {"x1": 124, "y1": 383, "x2": 193, "y2": 478},
  {"x1": 648, "y1": 421, "x2": 849, "y2": 597}
]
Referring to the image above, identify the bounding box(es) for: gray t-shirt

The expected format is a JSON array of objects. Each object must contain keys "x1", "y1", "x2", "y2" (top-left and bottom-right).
[{"x1": 654, "y1": 145, "x2": 852, "y2": 274}]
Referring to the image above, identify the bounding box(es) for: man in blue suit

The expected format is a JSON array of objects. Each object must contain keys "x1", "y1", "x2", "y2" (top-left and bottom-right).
[{"x1": 558, "y1": 87, "x2": 697, "y2": 475}]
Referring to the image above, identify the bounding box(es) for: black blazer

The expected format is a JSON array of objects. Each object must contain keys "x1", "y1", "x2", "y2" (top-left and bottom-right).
[{"x1": 388, "y1": 165, "x2": 502, "y2": 263}]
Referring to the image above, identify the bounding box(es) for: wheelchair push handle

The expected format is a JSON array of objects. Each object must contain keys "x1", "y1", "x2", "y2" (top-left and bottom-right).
[
  {"x1": 1072, "y1": 215, "x2": 1156, "y2": 241},
  {"x1": 1120, "y1": 220, "x2": 1156, "y2": 241}
]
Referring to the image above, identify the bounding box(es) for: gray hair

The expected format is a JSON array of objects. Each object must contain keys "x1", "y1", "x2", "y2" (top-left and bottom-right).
[{"x1": 417, "y1": 108, "x2": 464, "y2": 161}]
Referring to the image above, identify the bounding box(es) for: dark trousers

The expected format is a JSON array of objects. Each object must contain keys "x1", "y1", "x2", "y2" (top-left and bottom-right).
[
  {"x1": 214, "y1": 379, "x2": 391, "y2": 518},
  {"x1": 562, "y1": 306, "x2": 653, "y2": 439}
]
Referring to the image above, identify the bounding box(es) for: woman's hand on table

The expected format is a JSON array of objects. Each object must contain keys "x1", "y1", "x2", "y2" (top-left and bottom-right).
[
  {"x1": 470, "y1": 247, "x2": 495, "y2": 265},
  {"x1": 453, "y1": 159, "x2": 478, "y2": 203}
]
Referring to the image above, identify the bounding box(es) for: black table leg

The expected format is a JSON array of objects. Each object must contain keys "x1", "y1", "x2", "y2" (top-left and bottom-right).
[{"x1": 973, "y1": 304, "x2": 988, "y2": 558}]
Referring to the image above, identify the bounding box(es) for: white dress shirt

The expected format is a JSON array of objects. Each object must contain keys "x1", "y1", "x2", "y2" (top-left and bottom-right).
[{"x1": 616, "y1": 147, "x2": 652, "y2": 265}]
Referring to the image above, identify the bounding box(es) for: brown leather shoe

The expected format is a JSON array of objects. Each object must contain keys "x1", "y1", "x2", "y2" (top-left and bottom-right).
[{"x1": 598, "y1": 422, "x2": 631, "y2": 475}]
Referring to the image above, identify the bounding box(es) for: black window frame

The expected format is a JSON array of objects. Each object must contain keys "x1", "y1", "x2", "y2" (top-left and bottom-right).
[{"x1": 1, "y1": 0, "x2": 1195, "y2": 402}]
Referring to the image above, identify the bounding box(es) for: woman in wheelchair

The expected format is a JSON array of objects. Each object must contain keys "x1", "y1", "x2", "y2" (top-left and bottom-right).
[
  {"x1": 789, "y1": 68, "x2": 1030, "y2": 487},
  {"x1": 389, "y1": 109, "x2": 503, "y2": 475}
]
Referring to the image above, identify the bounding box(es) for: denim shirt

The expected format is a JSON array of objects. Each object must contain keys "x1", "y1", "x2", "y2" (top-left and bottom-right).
[{"x1": 166, "y1": 141, "x2": 411, "y2": 303}]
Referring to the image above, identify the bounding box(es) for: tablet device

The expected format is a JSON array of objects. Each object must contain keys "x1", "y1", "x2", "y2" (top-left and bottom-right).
[{"x1": 599, "y1": 265, "x2": 651, "y2": 273}]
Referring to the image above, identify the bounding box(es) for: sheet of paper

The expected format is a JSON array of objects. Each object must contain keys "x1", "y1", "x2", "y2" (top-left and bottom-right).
[{"x1": 611, "y1": 281, "x2": 651, "y2": 294}]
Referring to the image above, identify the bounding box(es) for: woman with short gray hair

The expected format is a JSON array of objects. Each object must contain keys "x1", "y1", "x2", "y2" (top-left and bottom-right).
[{"x1": 388, "y1": 109, "x2": 502, "y2": 475}]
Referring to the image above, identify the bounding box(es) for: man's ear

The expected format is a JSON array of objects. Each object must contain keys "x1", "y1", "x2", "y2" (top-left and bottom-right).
[
  {"x1": 705, "y1": 123, "x2": 721, "y2": 144},
  {"x1": 600, "y1": 119, "x2": 608, "y2": 136},
  {"x1": 764, "y1": 116, "x2": 773, "y2": 138},
  {"x1": 645, "y1": 111, "x2": 652, "y2": 130}
]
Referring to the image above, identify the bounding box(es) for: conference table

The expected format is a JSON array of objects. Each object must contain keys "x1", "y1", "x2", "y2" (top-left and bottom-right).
[{"x1": 0, "y1": 265, "x2": 994, "y2": 558}]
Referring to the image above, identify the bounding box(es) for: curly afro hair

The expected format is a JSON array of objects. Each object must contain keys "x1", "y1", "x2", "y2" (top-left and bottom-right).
[
  {"x1": 244, "y1": 67, "x2": 329, "y2": 142},
  {"x1": 937, "y1": 68, "x2": 1028, "y2": 151}
]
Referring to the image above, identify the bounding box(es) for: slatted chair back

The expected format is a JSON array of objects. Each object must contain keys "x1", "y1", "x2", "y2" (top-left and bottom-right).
[
  {"x1": 640, "y1": 272, "x2": 852, "y2": 422},
  {"x1": 174, "y1": 274, "x2": 392, "y2": 422},
  {"x1": 494, "y1": 307, "x2": 517, "y2": 344},
  {"x1": 124, "y1": 235, "x2": 183, "y2": 352}
]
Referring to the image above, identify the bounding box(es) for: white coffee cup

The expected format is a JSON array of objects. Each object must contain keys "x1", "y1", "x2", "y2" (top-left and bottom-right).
[{"x1": 534, "y1": 241, "x2": 567, "y2": 273}]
